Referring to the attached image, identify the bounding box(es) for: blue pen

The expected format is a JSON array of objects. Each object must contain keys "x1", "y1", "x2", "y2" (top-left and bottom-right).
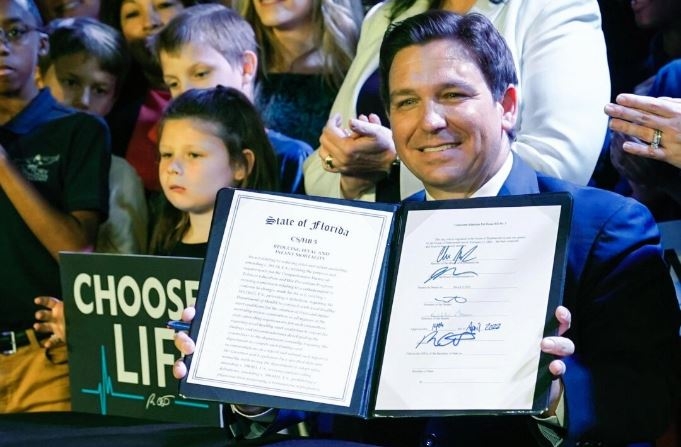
[{"x1": 167, "y1": 320, "x2": 191, "y2": 331}]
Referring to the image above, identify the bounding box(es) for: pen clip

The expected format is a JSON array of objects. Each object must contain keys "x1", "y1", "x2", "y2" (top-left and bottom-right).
[{"x1": 167, "y1": 320, "x2": 191, "y2": 331}]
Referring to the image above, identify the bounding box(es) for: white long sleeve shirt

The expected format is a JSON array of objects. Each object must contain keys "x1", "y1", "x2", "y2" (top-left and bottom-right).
[{"x1": 304, "y1": 0, "x2": 611, "y2": 200}]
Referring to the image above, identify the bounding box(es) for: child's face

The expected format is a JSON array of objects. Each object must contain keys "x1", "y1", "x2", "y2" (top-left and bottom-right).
[
  {"x1": 160, "y1": 43, "x2": 248, "y2": 99},
  {"x1": 254, "y1": 0, "x2": 314, "y2": 30},
  {"x1": 38, "y1": 0, "x2": 100, "y2": 21},
  {"x1": 0, "y1": 0, "x2": 47, "y2": 99},
  {"x1": 119, "y1": 0, "x2": 184, "y2": 43},
  {"x1": 42, "y1": 52, "x2": 117, "y2": 116},
  {"x1": 159, "y1": 118, "x2": 248, "y2": 216}
]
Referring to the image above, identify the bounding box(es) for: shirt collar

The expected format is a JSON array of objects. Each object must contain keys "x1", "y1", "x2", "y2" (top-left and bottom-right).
[
  {"x1": 2, "y1": 89, "x2": 60, "y2": 135},
  {"x1": 425, "y1": 152, "x2": 514, "y2": 201}
]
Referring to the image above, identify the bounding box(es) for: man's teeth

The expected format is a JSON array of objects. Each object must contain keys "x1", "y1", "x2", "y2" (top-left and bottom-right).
[{"x1": 421, "y1": 144, "x2": 456, "y2": 153}]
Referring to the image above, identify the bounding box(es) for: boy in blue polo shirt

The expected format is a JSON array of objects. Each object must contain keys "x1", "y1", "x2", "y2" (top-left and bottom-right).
[
  {"x1": 155, "y1": 3, "x2": 312, "y2": 194},
  {"x1": 38, "y1": 17, "x2": 148, "y2": 255},
  {"x1": 0, "y1": 0, "x2": 109, "y2": 413}
]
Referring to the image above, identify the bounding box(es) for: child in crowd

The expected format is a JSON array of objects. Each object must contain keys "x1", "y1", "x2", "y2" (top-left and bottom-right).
[
  {"x1": 155, "y1": 3, "x2": 313, "y2": 194},
  {"x1": 98, "y1": 0, "x2": 203, "y2": 193},
  {"x1": 236, "y1": 0, "x2": 364, "y2": 148},
  {"x1": 0, "y1": 0, "x2": 110, "y2": 413},
  {"x1": 38, "y1": 17, "x2": 148, "y2": 254},
  {"x1": 33, "y1": 86, "x2": 279, "y2": 381},
  {"x1": 149, "y1": 86, "x2": 280, "y2": 257}
]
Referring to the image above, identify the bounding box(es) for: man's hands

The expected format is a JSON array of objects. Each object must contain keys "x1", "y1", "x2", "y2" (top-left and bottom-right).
[
  {"x1": 540, "y1": 305, "x2": 574, "y2": 415},
  {"x1": 172, "y1": 306, "x2": 196, "y2": 379},
  {"x1": 171, "y1": 304, "x2": 575, "y2": 418}
]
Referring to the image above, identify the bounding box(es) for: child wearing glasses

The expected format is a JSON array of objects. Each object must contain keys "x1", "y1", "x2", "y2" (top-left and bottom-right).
[{"x1": 0, "y1": 0, "x2": 110, "y2": 413}]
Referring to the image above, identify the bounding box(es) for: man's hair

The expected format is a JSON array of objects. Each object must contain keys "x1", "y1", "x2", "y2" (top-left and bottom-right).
[
  {"x1": 14, "y1": 0, "x2": 43, "y2": 27},
  {"x1": 379, "y1": 10, "x2": 518, "y2": 108},
  {"x1": 39, "y1": 17, "x2": 130, "y2": 89},
  {"x1": 155, "y1": 3, "x2": 257, "y2": 68}
]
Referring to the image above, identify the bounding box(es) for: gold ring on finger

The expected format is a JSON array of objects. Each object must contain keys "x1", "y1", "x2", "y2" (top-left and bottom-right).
[{"x1": 324, "y1": 155, "x2": 335, "y2": 169}]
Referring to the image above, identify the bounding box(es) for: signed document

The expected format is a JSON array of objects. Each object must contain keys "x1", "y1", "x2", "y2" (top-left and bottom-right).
[
  {"x1": 179, "y1": 189, "x2": 571, "y2": 418},
  {"x1": 375, "y1": 202, "x2": 567, "y2": 414},
  {"x1": 185, "y1": 189, "x2": 396, "y2": 409}
]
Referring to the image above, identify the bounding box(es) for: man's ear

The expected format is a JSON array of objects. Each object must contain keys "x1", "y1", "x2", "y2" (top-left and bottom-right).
[
  {"x1": 234, "y1": 148, "x2": 256, "y2": 185},
  {"x1": 499, "y1": 84, "x2": 518, "y2": 133}
]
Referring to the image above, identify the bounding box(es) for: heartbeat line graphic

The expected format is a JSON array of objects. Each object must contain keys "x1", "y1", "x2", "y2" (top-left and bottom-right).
[
  {"x1": 80, "y1": 345, "x2": 211, "y2": 413},
  {"x1": 174, "y1": 399, "x2": 210, "y2": 408},
  {"x1": 80, "y1": 345, "x2": 144, "y2": 415}
]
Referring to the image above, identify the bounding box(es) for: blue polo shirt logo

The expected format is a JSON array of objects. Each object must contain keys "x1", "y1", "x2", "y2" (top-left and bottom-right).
[{"x1": 16, "y1": 154, "x2": 60, "y2": 182}]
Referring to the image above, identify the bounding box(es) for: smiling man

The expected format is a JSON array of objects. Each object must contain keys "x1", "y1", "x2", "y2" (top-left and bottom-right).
[
  {"x1": 386, "y1": 41, "x2": 513, "y2": 199},
  {"x1": 378, "y1": 10, "x2": 681, "y2": 446},
  {"x1": 169, "y1": 11, "x2": 681, "y2": 447}
]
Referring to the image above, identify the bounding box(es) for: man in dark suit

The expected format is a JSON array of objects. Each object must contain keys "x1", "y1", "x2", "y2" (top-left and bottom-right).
[
  {"x1": 377, "y1": 10, "x2": 681, "y2": 447},
  {"x1": 171, "y1": 10, "x2": 680, "y2": 447}
]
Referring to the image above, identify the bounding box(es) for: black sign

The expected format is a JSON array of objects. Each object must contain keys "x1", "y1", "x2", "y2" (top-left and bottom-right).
[{"x1": 60, "y1": 253, "x2": 222, "y2": 426}]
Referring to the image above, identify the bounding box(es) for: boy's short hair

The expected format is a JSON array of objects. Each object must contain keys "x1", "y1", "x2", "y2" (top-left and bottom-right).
[
  {"x1": 15, "y1": 0, "x2": 43, "y2": 27},
  {"x1": 155, "y1": 3, "x2": 257, "y2": 68},
  {"x1": 39, "y1": 17, "x2": 130, "y2": 91}
]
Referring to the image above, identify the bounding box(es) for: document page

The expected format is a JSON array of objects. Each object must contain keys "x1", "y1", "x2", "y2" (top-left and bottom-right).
[
  {"x1": 187, "y1": 190, "x2": 394, "y2": 407},
  {"x1": 375, "y1": 204, "x2": 562, "y2": 412}
]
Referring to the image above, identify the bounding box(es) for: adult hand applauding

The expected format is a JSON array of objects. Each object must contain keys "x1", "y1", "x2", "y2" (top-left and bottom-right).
[
  {"x1": 605, "y1": 93, "x2": 681, "y2": 169},
  {"x1": 319, "y1": 113, "x2": 397, "y2": 199}
]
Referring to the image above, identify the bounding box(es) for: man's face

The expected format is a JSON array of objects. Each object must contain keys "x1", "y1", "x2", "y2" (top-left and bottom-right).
[
  {"x1": 0, "y1": 0, "x2": 46, "y2": 98},
  {"x1": 387, "y1": 38, "x2": 516, "y2": 200}
]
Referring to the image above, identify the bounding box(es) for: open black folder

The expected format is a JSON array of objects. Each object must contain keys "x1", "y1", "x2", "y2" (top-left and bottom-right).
[{"x1": 179, "y1": 188, "x2": 572, "y2": 419}]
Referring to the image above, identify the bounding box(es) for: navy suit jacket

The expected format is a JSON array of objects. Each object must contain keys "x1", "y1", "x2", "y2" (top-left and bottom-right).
[
  {"x1": 230, "y1": 156, "x2": 680, "y2": 447},
  {"x1": 404, "y1": 155, "x2": 681, "y2": 446}
]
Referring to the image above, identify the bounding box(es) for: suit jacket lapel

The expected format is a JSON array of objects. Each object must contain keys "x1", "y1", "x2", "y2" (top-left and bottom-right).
[{"x1": 497, "y1": 154, "x2": 541, "y2": 196}]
